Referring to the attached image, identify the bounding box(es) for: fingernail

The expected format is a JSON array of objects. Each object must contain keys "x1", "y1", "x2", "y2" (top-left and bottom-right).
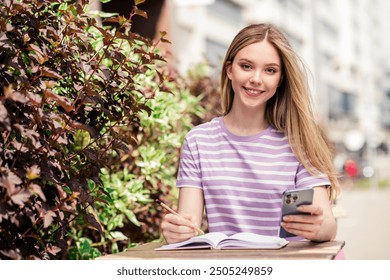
[{"x1": 283, "y1": 216, "x2": 290, "y2": 221}]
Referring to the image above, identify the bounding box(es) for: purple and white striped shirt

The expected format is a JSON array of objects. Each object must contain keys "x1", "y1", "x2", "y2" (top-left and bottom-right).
[{"x1": 176, "y1": 117, "x2": 330, "y2": 237}]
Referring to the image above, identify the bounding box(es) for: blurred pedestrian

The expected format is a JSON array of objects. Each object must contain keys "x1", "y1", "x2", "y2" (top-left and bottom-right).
[{"x1": 344, "y1": 159, "x2": 358, "y2": 178}]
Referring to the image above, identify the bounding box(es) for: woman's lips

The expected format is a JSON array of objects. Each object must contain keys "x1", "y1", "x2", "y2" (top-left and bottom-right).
[{"x1": 243, "y1": 87, "x2": 264, "y2": 96}]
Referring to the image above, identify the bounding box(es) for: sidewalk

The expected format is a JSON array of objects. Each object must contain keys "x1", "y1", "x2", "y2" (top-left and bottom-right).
[{"x1": 335, "y1": 188, "x2": 390, "y2": 259}]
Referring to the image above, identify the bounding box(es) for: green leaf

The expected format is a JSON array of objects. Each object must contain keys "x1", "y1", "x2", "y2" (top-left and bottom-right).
[
  {"x1": 109, "y1": 231, "x2": 128, "y2": 241},
  {"x1": 77, "y1": 238, "x2": 92, "y2": 255},
  {"x1": 124, "y1": 210, "x2": 140, "y2": 227},
  {"x1": 90, "y1": 248, "x2": 102, "y2": 259},
  {"x1": 89, "y1": 10, "x2": 118, "y2": 18},
  {"x1": 111, "y1": 242, "x2": 119, "y2": 254}
]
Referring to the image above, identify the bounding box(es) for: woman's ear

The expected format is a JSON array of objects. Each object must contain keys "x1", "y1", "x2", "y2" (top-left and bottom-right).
[{"x1": 226, "y1": 61, "x2": 232, "y2": 80}]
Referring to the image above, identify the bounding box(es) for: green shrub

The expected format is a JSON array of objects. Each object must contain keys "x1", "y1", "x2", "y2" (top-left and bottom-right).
[
  {"x1": 186, "y1": 64, "x2": 221, "y2": 125},
  {"x1": 0, "y1": 0, "x2": 173, "y2": 259},
  {"x1": 69, "y1": 79, "x2": 204, "y2": 258}
]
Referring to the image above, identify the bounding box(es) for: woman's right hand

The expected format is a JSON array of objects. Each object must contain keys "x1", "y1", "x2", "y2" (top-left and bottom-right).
[{"x1": 160, "y1": 213, "x2": 200, "y2": 244}]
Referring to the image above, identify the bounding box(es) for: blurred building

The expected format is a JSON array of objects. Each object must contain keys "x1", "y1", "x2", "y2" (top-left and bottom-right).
[
  {"x1": 378, "y1": 0, "x2": 390, "y2": 130},
  {"x1": 97, "y1": 0, "x2": 390, "y2": 180}
]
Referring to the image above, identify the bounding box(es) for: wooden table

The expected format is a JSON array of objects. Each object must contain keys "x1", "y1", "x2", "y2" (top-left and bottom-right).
[{"x1": 96, "y1": 240, "x2": 345, "y2": 260}]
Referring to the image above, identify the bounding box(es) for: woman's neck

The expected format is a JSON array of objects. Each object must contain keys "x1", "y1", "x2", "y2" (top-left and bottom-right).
[{"x1": 223, "y1": 109, "x2": 269, "y2": 136}]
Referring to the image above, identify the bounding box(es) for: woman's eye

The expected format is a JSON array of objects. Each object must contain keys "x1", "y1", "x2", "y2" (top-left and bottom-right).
[
  {"x1": 240, "y1": 64, "x2": 251, "y2": 70},
  {"x1": 265, "y1": 68, "x2": 277, "y2": 73}
]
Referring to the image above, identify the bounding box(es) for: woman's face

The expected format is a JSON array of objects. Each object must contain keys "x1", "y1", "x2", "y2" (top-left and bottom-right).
[{"x1": 226, "y1": 40, "x2": 282, "y2": 113}]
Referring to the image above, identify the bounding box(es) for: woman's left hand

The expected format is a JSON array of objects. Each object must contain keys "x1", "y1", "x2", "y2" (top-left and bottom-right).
[
  {"x1": 280, "y1": 204, "x2": 325, "y2": 241},
  {"x1": 281, "y1": 187, "x2": 337, "y2": 241}
]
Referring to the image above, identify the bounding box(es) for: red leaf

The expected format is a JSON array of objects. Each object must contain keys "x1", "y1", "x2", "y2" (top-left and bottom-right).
[
  {"x1": 46, "y1": 244, "x2": 61, "y2": 255},
  {"x1": 56, "y1": 135, "x2": 68, "y2": 145},
  {"x1": 56, "y1": 185, "x2": 68, "y2": 200},
  {"x1": 4, "y1": 85, "x2": 28, "y2": 103},
  {"x1": 160, "y1": 37, "x2": 171, "y2": 44},
  {"x1": 26, "y1": 91, "x2": 42, "y2": 106},
  {"x1": 11, "y1": 139, "x2": 28, "y2": 152},
  {"x1": 84, "y1": 211, "x2": 104, "y2": 234},
  {"x1": 29, "y1": 183, "x2": 46, "y2": 201},
  {"x1": 10, "y1": 189, "x2": 31, "y2": 207},
  {"x1": 0, "y1": 171, "x2": 22, "y2": 195},
  {"x1": 67, "y1": 120, "x2": 100, "y2": 138},
  {"x1": 8, "y1": 171, "x2": 22, "y2": 185},
  {"x1": 28, "y1": 44, "x2": 47, "y2": 64},
  {"x1": 0, "y1": 32, "x2": 12, "y2": 50},
  {"x1": 0, "y1": 249, "x2": 22, "y2": 260},
  {"x1": 40, "y1": 67, "x2": 62, "y2": 79},
  {"x1": 0, "y1": 103, "x2": 10, "y2": 130},
  {"x1": 42, "y1": 210, "x2": 56, "y2": 228},
  {"x1": 133, "y1": 6, "x2": 148, "y2": 19},
  {"x1": 103, "y1": 16, "x2": 126, "y2": 24},
  {"x1": 44, "y1": 89, "x2": 73, "y2": 113},
  {"x1": 159, "y1": 31, "x2": 171, "y2": 44}
]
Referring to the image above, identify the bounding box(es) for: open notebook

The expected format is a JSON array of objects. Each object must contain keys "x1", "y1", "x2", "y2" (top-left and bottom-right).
[{"x1": 156, "y1": 232, "x2": 289, "y2": 251}]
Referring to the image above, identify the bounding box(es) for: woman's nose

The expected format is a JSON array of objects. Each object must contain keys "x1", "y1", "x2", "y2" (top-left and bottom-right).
[{"x1": 249, "y1": 71, "x2": 262, "y2": 85}]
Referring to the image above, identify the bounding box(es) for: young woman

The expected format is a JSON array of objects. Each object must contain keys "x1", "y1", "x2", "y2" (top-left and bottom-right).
[{"x1": 161, "y1": 23, "x2": 339, "y2": 244}]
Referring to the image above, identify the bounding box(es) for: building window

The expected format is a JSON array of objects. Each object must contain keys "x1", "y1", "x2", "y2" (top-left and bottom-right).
[
  {"x1": 319, "y1": 19, "x2": 338, "y2": 39},
  {"x1": 205, "y1": 38, "x2": 228, "y2": 74},
  {"x1": 287, "y1": 0, "x2": 304, "y2": 18},
  {"x1": 341, "y1": 91, "x2": 355, "y2": 114},
  {"x1": 207, "y1": 0, "x2": 243, "y2": 24},
  {"x1": 285, "y1": 31, "x2": 303, "y2": 51},
  {"x1": 319, "y1": 51, "x2": 333, "y2": 68},
  {"x1": 329, "y1": 89, "x2": 356, "y2": 120}
]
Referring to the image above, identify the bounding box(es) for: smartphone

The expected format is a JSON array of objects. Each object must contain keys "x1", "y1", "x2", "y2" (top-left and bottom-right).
[{"x1": 279, "y1": 188, "x2": 314, "y2": 238}]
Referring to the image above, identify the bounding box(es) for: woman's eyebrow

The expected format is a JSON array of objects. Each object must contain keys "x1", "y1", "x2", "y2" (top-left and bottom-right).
[
  {"x1": 237, "y1": 58, "x2": 252, "y2": 63},
  {"x1": 264, "y1": 63, "x2": 281, "y2": 68},
  {"x1": 237, "y1": 58, "x2": 280, "y2": 68}
]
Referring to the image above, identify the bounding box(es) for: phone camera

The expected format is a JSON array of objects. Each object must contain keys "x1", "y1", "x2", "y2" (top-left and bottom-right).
[{"x1": 285, "y1": 194, "x2": 292, "y2": 204}]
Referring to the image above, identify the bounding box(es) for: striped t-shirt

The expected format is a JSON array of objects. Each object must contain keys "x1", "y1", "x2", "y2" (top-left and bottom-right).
[{"x1": 176, "y1": 117, "x2": 330, "y2": 237}]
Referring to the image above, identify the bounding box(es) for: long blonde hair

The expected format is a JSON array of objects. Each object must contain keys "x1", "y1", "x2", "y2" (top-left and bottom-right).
[{"x1": 220, "y1": 23, "x2": 339, "y2": 200}]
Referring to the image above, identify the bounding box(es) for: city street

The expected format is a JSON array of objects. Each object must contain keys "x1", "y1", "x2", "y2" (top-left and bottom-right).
[{"x1": 335, "y1": 187, "x2": 390, "y2": 259}]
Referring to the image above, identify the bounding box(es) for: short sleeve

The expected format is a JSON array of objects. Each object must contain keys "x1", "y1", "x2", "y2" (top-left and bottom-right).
[
  {"x1": 295, "y1": 163, "x2": 330, "y2": 188},
  {"x1": 176, "y1": 137, "x2": 202, "y2": 189}
]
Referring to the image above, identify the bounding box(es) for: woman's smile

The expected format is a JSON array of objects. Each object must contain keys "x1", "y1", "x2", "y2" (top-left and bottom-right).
[{"x1": 243, "y1": 86, "x2": 265, "y2": 96}]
